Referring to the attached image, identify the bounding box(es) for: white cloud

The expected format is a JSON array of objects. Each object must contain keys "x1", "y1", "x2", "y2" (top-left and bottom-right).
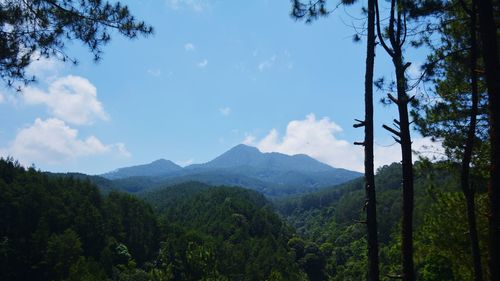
[
  {"x1": 184, "y1": 43, "x2": 195, "y2": 51},
  {"x1": 258, "y1": 55, "x2": 276, "y2": 71},
  {"x1": 23, "y1": 75, "x2": 108, "y2": 125},
  {"x1": 0, "y1": 92, "x2": 4, "y2": 103},
  {"x1": 244, "y1": 113, "x2": 364, "y2": 171},
  {"x1": 219, "y1": 107, "x2": 231, "y2": 116},
  {"x1": 166, "y1": 0, "x2": 208, "y2": 12},
  {"x1": 0, "y1": 118, "x2": 130, "y2": 165},
  {"x1": 243, "y1": 113, "x2": 445, "y2": 172},
  {"x1": 197, "y1": 59, "x2": 208, "y2": 68}
]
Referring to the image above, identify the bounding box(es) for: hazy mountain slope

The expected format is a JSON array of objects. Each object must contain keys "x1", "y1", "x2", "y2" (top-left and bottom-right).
[
  {"x1": 101, "y1": 159, "x2": 182, "y2": 180},
  {"x1": 186, "y1": 144, "x2": 334, "y2": 172},
  {"x1": 99, "y1": 144, "x2": 362, "y2": 197}
]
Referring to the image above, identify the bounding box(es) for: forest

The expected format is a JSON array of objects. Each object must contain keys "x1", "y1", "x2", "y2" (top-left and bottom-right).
[
  {"x1": 0, "y1": 156, "x2": 491, "y2": 280},
  {"x1": 1, "y1": 0, "x2": 499, "y2": 280}
]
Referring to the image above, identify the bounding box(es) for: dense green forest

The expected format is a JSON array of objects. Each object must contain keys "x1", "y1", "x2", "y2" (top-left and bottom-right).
[
  {"x1": 275, "y1": 162, "x2": 489, "y2": 280},
  {"x1": 0, "y1": 158, "x2": 306, "y2": 280},
  {"x1": 0, "y1": 157, "x2": 490, "y2": 280}
]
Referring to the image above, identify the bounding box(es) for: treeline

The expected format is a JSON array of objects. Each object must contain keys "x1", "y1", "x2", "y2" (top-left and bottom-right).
[
  {"x1": 0, "y1": 157, "x2": 492, "y2": 280},
  {"x1": 0, "y1": 158, "x2": 160, "y2": 280},
  {"x1": 0, "y1": 158, "x2": 314, "y2": 281},
  {"x1": 275, "y1": 161, "x2": 489, "y2": 280}
]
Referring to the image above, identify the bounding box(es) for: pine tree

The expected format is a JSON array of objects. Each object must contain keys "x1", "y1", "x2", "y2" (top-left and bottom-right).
[{"x1": 0, "y1": 0, "x2": 152, "y2": 87}]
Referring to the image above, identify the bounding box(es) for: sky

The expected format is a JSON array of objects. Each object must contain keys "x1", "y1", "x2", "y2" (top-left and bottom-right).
[{"x1": 0, "y1": 0, "x2": 443, "y2": 174}]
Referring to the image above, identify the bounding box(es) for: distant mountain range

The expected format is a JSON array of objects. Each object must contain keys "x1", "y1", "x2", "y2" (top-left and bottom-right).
[
  {"x1": 96, "y1": 144, "x2": 362, "y2": 197},
  {"x1": 102, "y1": 159, "x2": 182, "y2": 180}
]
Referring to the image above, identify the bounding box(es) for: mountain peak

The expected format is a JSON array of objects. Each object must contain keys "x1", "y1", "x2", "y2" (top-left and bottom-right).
[
  {"x1": 151, "y1": 158, "x2": 173, "y2": 165},
  {"x1": 230, "y1": 144, "x2": 260, "y2": 153},
  {"x1": 101, "y1": 145, "x2": 362, "y2": 196},
  {"x1": 101, "y1": 158, "x2": 182, "y2": 180}
]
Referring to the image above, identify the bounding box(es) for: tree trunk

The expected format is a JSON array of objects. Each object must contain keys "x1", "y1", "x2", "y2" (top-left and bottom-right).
[
  {"x1": 476, "y1": 0, "x2": 500, "y2": 279},
  {"x1": 364, "y1": 0, "x2": 380, "y2": 280},
  {"x1": 460, "y1": 0, "x2": 483, "y2": 279},
  {"x1": 392, "y1": 49, "x2": 415, "y2": 281},
  {"x1": 375, "y1": 0, "x2": 414, "y2": 279}
]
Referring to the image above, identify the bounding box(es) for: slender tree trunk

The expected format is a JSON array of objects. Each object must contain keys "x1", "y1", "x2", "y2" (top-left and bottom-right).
[
  {"x1": 392, "y1": 49, "x2": 414, "y2": 281},
  {"x1": 375, "y1": 0, "x2": 414, "y2": 279},
  {"x1": 364, "y1": 0, "x2": 379, "y2": 279},
  {"x1": 476, "y1": 0, "x2": 500, "y2": 279},
  {"x1": 460, "y1": 1, "x2": 483, "y2": 279},
  {"x1": 391, "y1": 4, "x2": 415, "y2": 281}
]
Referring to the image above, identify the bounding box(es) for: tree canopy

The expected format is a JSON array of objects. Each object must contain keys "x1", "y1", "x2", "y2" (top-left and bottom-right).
[{"x1": 0, "y1": 0, "x2": 152, "y2": 87}]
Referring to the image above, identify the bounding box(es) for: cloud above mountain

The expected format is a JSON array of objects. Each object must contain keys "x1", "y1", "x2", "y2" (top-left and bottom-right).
[
  {"x1": 243, "y1": 113, "x2": 444, "y2": 172},
  {"x1": 244, "y1": 113, "x2": 364, "y2": 171}
]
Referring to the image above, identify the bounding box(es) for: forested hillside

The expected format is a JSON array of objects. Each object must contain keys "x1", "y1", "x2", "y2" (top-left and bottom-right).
[
  {"x1": 275, "y1": 162, "x2": 489, "y2": 280},
  {"x1": 0, "y1": 158, "x2": 160, "y2": 280},
  {"x1": 141, "y1": 183, "x2": 307, "y2": 280},
  {"x1": 0, "y1": 158, "x2": 310, "y2": 280},
  {"x1": 0, "y1": 157, "x2": 492, "y2": 280}
]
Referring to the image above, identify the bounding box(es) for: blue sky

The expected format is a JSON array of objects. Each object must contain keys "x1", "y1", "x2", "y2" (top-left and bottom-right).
[{"x1": 0, "y1": 0, "x2": 440, "y2": 174}]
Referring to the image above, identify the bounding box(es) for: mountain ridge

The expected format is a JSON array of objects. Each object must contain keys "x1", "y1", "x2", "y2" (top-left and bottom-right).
[
  {"x1": 101, "y1": 158, "x2": 182, "y2": 180},
  {"x1": 99, "y1": 144, "x2": 362, "y2": 196}
]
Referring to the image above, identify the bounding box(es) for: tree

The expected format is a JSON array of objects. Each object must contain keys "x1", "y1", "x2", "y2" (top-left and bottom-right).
[
  {"x1": 475, "y1": 0, "x2": 500, "y2": 278},
  {"x1": 411, "y1": 0, "x2": 487, "y2": 279},
  {"x1": 0, "y1": 0, "x2": 152, "y2": 88},
  {"x1": 45, "y1": 229, "x2": 83, "y2": 280},
  {"x1": 291, "y1": 1, "x2": 380, "y2": 279},
  {"x1": 374, "y1": 0, "x2": 416, "y2": 278}
]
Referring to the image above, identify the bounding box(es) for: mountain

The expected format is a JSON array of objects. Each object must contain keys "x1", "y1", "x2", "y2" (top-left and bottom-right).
[
  {"x1": 186, "y1": 144, "x2": 334, "y2": 172},
  {"x1": 101, "y1": 159, "x2": 182, "y2": 180},
  {"x1": 99, "y1": 144, "x2": 362, "y2": 197}
]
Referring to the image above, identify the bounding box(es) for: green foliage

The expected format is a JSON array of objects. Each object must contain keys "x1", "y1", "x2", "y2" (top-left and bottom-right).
[
  {"x1": 0, "y1": 0, "x2": 152, "y2": 87},
  {"x1": 45, "y1": 229, "x2": 83, "y2": 280},
  {"x1": 143, "y1": 184, "x2": 306, "y2": 281},
  {"x1": 0, "y1": 158, "x2": 311, "y2": 280},
  {"x1": 2, "y1": 157, "x2": 490, "y2": 280},
  {"x1": 415, "y1": 191, "x2": 489, "y2": 280},
  {"x1": 411, "y1": 0, "x2": 489, "y2": 171},
  {"x1": 277, "y1": 161, "x2": 488, "y2": 280},
  {"x1": 0, "y1": 158, "x2": 160, "y2": 280},
  {"x1": 419, "y1": 253, "x2": 455, "y2": 281}
]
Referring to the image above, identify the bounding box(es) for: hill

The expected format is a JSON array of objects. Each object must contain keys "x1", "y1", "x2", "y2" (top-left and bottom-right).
[
  {"x1": 273, "y1": 161, "x2": 489, "y2": 280},
  {"x1": 0, "y1": 158, "x2": 311, "y2": 280},
  {"x1": 140, "y1": 181, "x2": 310, "y2": 280}
]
